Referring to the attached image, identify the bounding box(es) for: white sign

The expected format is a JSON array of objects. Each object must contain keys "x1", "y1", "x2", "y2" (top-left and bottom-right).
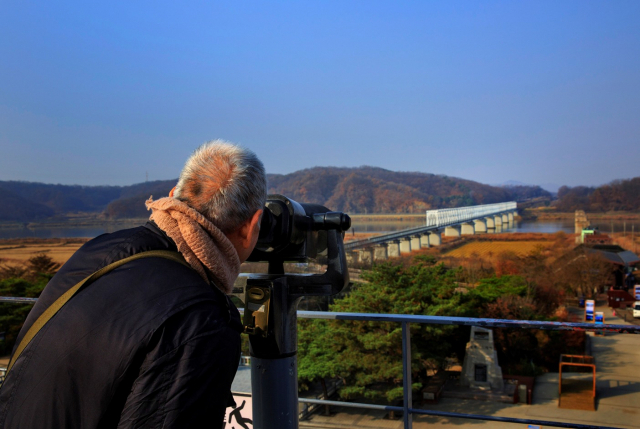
[
  {"x1": 224, "y1": 394, "x2": 253, "y2": 429},
  {"x1": 585, "y1": 300, "x2": 595, "y2": 321}
]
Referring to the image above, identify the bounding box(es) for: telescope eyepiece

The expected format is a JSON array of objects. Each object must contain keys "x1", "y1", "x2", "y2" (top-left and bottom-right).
[
  {"x1": 249, "y1": 194, "x2": 351, "y2": 261},
  {"x1": 312, "y1": 212, "x2": 351, "y2": 232},
  {"x1": 258, "y1": 208, "x2": 276, "y2": 242}
]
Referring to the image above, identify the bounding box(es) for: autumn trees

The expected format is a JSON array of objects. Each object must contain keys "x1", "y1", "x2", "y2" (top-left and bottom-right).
[
  {"x1": 298, "y1": 239, "x2": 594, "y2": 403},
  {"x1": 555, "y1": 176, "x2": 640, "y2": 212}
]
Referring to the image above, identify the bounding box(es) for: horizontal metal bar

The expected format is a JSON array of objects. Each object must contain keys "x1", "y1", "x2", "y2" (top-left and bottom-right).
[
  {"x1": 298, "y1": 398, "x2": 620, "y2": 429},
  {"x1": 239, "y1": 308, "x2": 639, "y2": 334},
  {"x1": 0, "y1": 297, "x2": 38, "y2": 304},
  {"x1": 300, "y1": 398, "x2": 397, "y2": 412},
  {"x1": 6, "y1": 300, "x2": 634, "y2": 335},
  {"x1": 296, "y1": 310, "x2": 640, "y2": 334}
]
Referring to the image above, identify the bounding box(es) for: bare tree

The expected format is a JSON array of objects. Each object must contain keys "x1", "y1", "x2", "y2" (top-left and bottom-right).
[{"x1": 553, "y1": 251, "x2": 613, "y2": 298}]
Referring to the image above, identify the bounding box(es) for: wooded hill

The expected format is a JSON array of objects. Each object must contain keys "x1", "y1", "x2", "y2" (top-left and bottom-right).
[
  {"x1": 554, "y1": 177, "x2": 640, "y2": 212},
  {"x1": 0, "y1": 167, "x2": 550, "y2": 221},
  {"x1": 266, "y1": 167, "x2": 548, "y2": 214},
  {"x1": 0, "y1": 180, "x2": 175, "y2": 221}
]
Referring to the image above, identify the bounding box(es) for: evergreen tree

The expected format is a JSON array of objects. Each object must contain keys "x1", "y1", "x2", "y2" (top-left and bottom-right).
[{"x1": 298, "y1": 256, "x2": 473, "y2": 403}]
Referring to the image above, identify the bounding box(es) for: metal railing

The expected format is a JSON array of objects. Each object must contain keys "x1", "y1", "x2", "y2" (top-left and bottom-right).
[
  {"x1": 2, "y1": 297, "x2": 638, "y2": 429},
  {"x1": 257, "y1": 308, "x2": 638, "y2": 429}
]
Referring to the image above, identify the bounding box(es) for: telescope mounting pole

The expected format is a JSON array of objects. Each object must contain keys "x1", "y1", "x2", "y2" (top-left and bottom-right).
[{"x1": 250, "y1": 274, "x2": 301, "y2": 429}]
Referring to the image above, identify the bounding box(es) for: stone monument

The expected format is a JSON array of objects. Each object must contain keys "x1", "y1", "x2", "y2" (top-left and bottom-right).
[{"x1": 460, "y1": 327, "x2": 504, "y2": 390}]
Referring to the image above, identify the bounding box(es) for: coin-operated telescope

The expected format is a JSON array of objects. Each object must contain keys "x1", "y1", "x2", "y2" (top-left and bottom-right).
[{"x1": 233, "y1": 195, "x2": 351, "y2": 429}]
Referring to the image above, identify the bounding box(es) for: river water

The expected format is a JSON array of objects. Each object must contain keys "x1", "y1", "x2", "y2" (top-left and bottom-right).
[
  {"x1": 2, "y1": 219, "x2": 637, "y2": 240},
  {"x1": 0, "y1": 222, "x2": 144, "y2": 240}
]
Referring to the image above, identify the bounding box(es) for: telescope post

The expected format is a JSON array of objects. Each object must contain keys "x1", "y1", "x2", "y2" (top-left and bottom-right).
[{"x1": 250, "y1": 277, "x2": 301, "y2": 429}]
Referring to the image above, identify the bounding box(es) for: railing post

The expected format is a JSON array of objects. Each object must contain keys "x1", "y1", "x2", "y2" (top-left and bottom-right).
[{"x1": 402, "y1": 322, "x2": 413, "y2": 429}]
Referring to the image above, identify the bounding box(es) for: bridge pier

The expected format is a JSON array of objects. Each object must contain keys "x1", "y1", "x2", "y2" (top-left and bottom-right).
[
  {"x1": 345, "y1": 202, "x2": 518, "y2": 256},
  {"x1": 461, "y1": 222, "x2": 475, "y2": 235},
  {"x1": 445, "y1": 226, "x2": 461, "y2": 237},
  {"x1": 374, "y1": 244, "x2": 388, "y2": 261},
  {"x1": 429, "y1": 231, "x2": 442, "y2": 246},
  {"x1": 485, "y1": 217, "x2": 495, "y2": 229},
  {"x1": 358, "y1": 248, "x2": 373, "y2": 264},
  {"x1": 388, "y1": 240, "x2": 401, "y2": 258},
  {"x1": 346, "y1": 251, "x2": 358, "y2": 265},
  {"x1": 411, "y1": 235, "x2": 421, "y2": 251},
  {"x1": 400, "y1": 237, "x2": 412, "y2": 254},
  {"x1": 474, "y1": 219, "x2": 487, "y2": 233}
]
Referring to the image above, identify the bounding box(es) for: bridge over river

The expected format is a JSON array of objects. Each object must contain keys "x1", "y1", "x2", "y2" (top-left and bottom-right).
[{"x1": 345, "y1": 202, "x2": 517, "y2": 262}]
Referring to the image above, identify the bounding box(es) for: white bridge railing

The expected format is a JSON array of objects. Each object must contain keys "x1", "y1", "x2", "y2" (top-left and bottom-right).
[{"x1": 425, "y1": 202, "x2": 517, "y2": 228}]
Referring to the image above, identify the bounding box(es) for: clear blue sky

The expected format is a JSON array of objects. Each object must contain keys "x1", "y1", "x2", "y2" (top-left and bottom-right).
[{"x1": 1, "y1": 1, "x2": 639, "y2": 190}]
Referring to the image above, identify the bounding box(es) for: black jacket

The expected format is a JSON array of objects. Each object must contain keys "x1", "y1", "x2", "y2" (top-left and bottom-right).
[{"x1": 0, "y1": 222, "x2": 242, "y2": 428}]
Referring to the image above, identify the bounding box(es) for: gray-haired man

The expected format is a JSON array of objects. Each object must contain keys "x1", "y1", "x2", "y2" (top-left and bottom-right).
[{"x1": 0, "y1": 140, "x2": 266, "y2": 429}]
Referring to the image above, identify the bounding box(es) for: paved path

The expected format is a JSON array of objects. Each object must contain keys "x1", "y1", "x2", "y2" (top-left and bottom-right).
[{"x1": 300, "y1": 305, "x2": 640, "y2": 429}]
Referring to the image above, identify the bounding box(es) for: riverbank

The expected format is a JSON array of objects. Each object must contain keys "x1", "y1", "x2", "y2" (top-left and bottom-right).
[
  {"x1": 0, "y1": 238, "x2": 89, "y2": 265},
  {"x1": 349, "y1": 214, "x2": 425, "y2": 222},
  {"x1": 0, "y1": 216, "x2": 147, "y2": 230},
  {"x1": 522, "y1": 208, "x2": 640, "y2": 221}
]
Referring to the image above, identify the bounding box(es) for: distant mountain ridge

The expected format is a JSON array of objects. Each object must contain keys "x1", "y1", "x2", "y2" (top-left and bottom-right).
[
  {"x1": 0, "y1": 180, "x2": 176, "y2": 221},
  {"x1": 266, "y1": 166, "x2": 548, "y2": 214},
  {"x1": 0, "y1": 167, "x2": 551, "y2": 221}
]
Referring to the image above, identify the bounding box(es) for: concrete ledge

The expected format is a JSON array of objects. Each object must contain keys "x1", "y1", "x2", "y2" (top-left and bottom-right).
[{"x1": 441, "y1": 380, "x2": 516, "y2": 404}]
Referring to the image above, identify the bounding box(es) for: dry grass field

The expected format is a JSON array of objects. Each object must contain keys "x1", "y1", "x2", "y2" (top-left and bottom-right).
[
  {"x1": 0, "y1": 239, "x2": 88, "y2": 266},
  {"x1": 446, "y1": 240, "x2": 552, "y2": 259}
]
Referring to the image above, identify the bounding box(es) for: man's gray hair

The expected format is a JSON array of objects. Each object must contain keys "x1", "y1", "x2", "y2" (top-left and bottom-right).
[{"x1": 174, "y1": 140, "x2": 267, "y2": 233}]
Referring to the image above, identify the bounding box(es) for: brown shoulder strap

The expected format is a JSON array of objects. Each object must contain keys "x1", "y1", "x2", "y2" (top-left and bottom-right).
[{"x1": 6, "y1": 250, "x2": 189, "y2": 374}]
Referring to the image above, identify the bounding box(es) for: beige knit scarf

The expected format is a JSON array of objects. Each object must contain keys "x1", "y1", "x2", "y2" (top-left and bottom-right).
[{"x1": 145, "y1": 197, "x2": 240, "y2": 294}]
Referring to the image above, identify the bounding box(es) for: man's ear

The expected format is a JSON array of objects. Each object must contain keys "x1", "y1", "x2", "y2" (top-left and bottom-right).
[
  {"x1": 169, "y1": 186, "x2": 176, "y2": 197},
  {"x1": 240, "y1": 209, "x2": 263, "y2": 248},
  {"x1": 227, "y1": 209, "x2": 263, "y2": 263}
]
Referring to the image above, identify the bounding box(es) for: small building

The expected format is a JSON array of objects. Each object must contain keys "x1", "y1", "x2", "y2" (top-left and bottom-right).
[
  {"x1": 582, "y1": 229, "x2": 611, "y2": 245},
  {"x1": 575, "y1": 244, "x2": 640, "y2": 288}
]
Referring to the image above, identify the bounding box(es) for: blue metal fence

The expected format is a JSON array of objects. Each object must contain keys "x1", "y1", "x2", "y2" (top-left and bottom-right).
[
  {"x1": 2, "y1": 297, "x2": 639, "y2": 429},
  {"x1": 293, "y1": 310, "x2": 640, "y2": 429}
]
